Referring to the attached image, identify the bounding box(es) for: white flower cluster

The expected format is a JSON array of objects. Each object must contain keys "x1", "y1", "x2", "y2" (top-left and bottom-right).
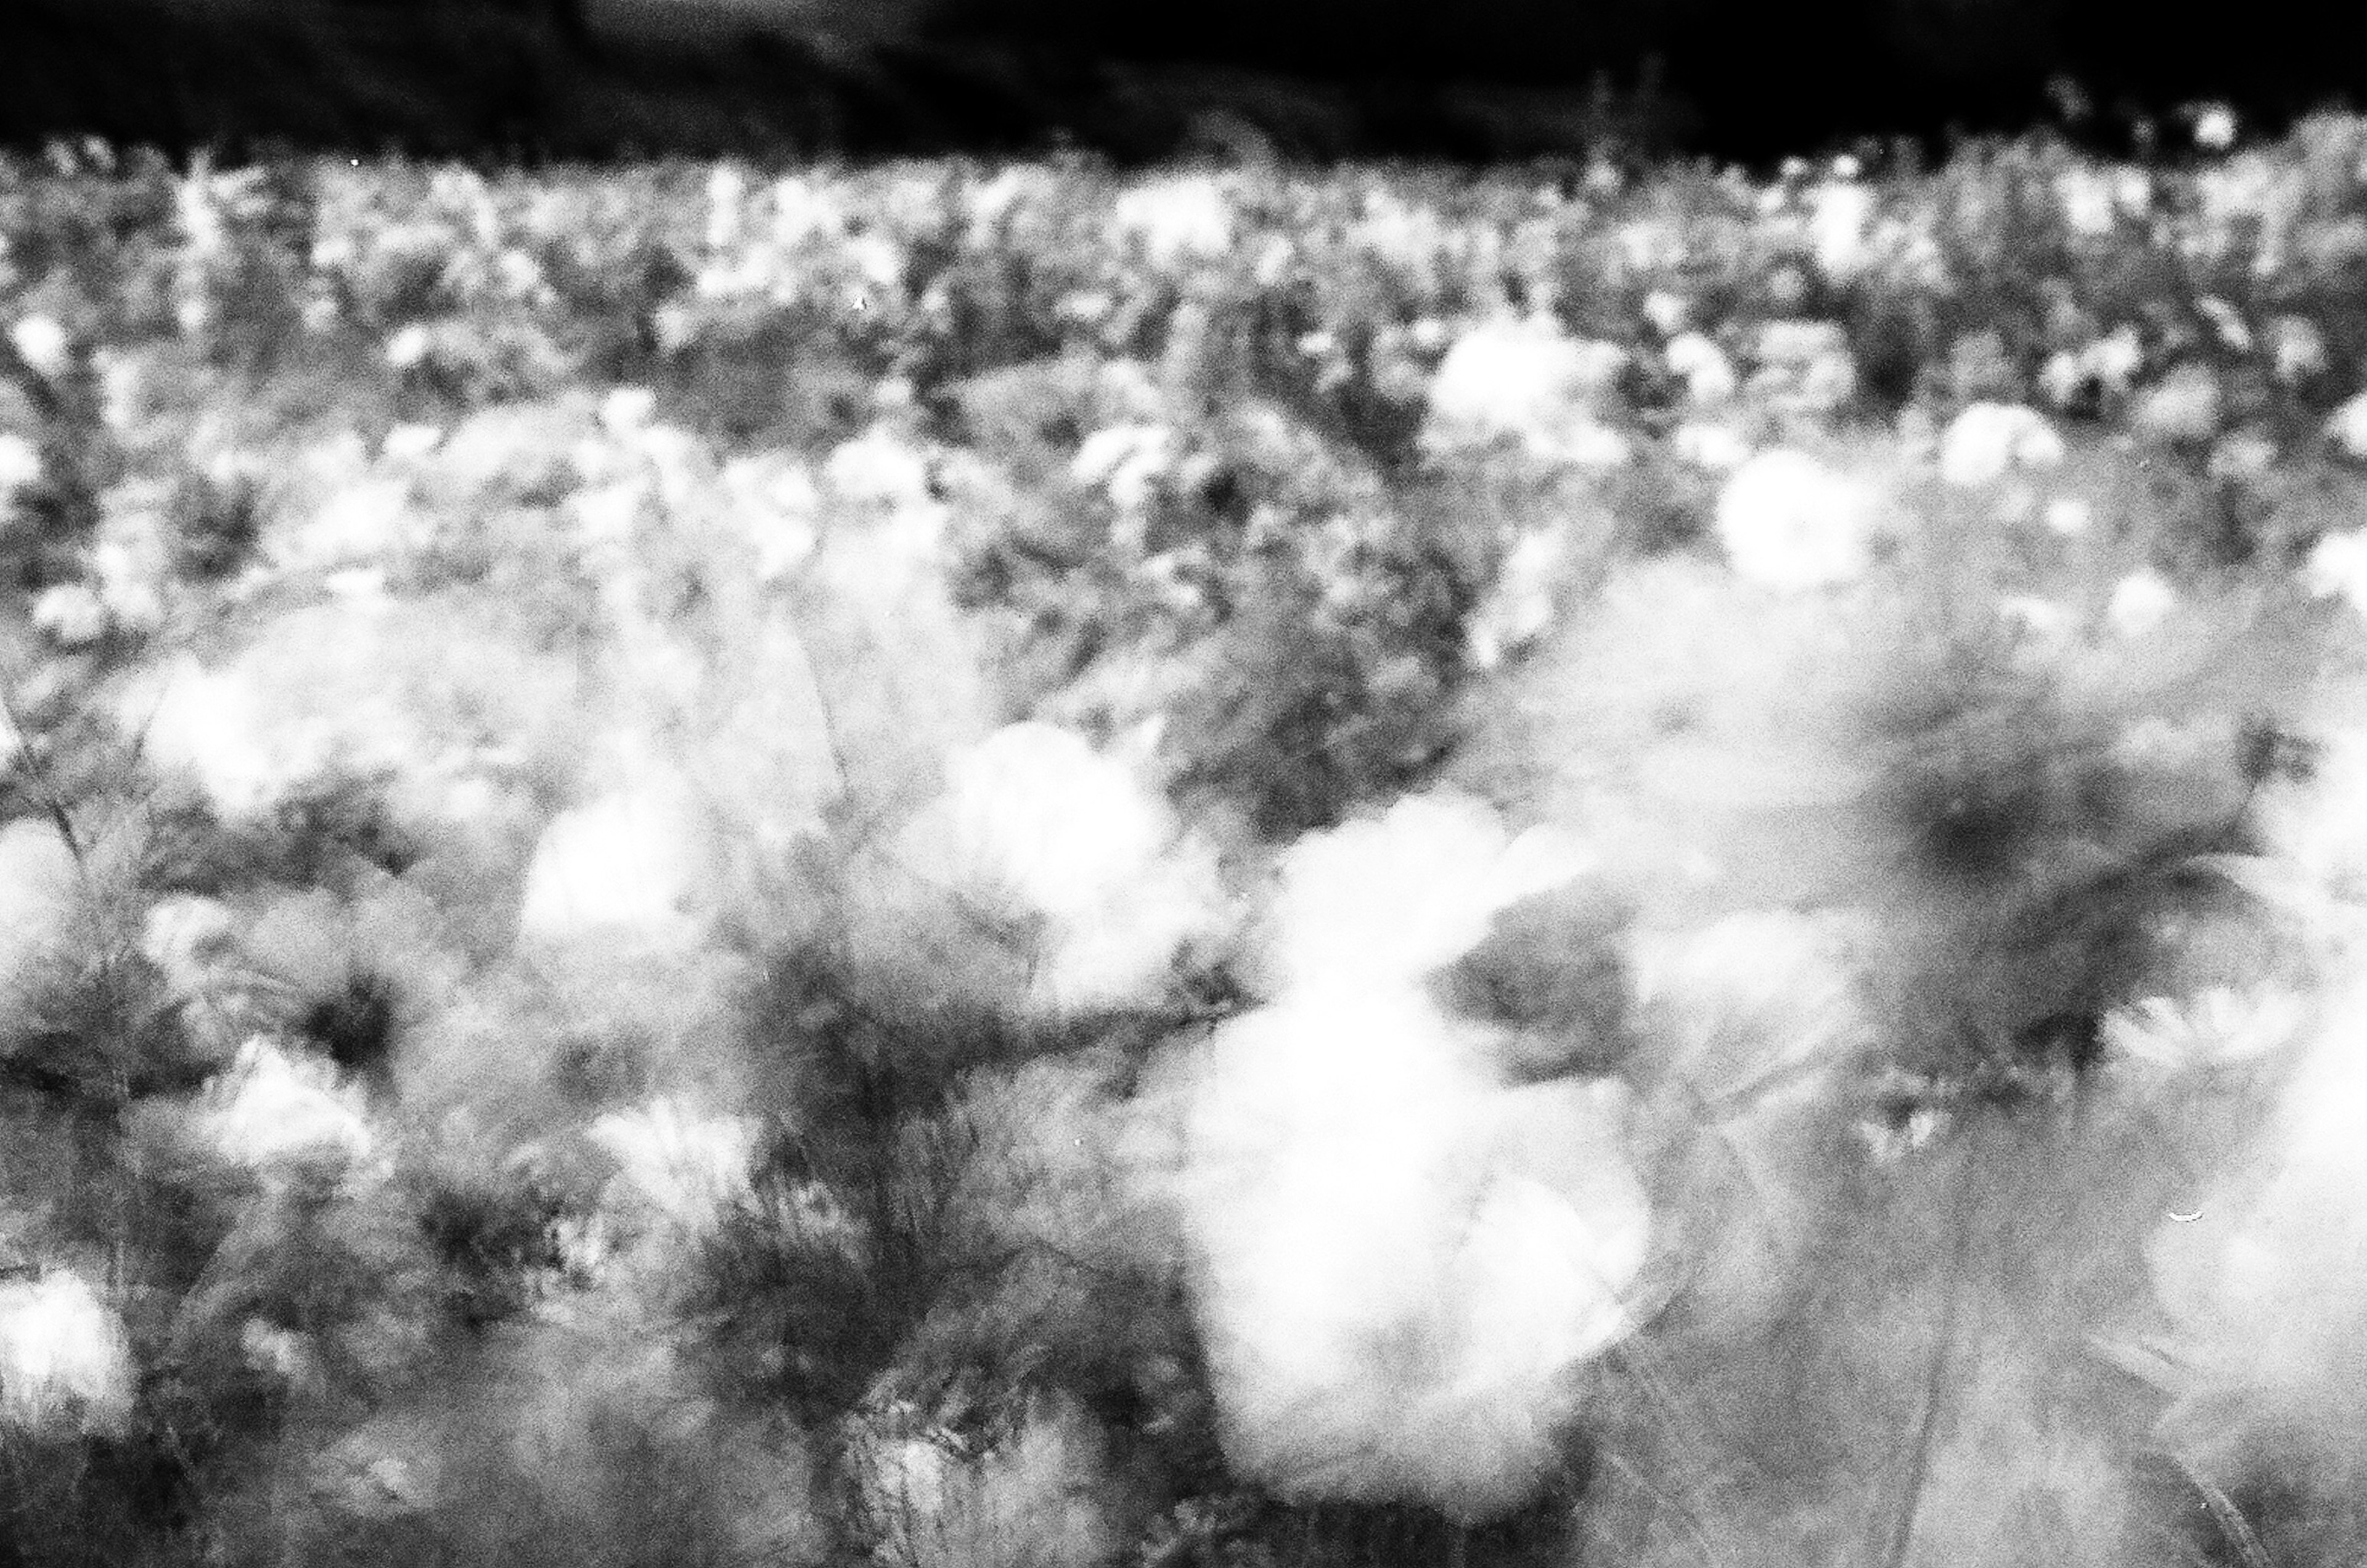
[
  {"x1": 1421, "y1": 316, "x2": 1631, "y2": 469},
  {"x1": 897, "y1": 721, "x2": 1228, "y2": 1016},
  {"x1": 1173, "y1": 793, "x2": 1648, "y2": 1521},
  {"x1": 0, "y1": 1270, "x2": 136, "y2": 1437},
  {"x1": 1712, "y1": 447, "x2": 1886, "y2": 593}
]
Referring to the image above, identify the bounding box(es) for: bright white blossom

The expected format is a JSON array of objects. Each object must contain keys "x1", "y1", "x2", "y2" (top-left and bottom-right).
[
  {"x1": 193, "y1": 1035, "x2": 376, "y2": 1174},
  {"x1": 518, "y1": 783, "x2": 708, "y2": 951},
  {"x1": 1669, "y1": 422, "x2": 1752, "y2": 472},
  {"x1": 2043, "y1": 497, "x2": 2095, "y2": 536},
  {"x1": 1071, "y1": 423, "x2": 1175, "y2": 513},
  {"x1": 9, "y1": 315, "x2": 68, "y2": 379},
  {"x1": 2307, "y1": 529, "x2": 2367, "y2": 618},
  {"x1": 906, "y1": 722, "x2": 1227, "y2": 1013},
  {"x1": 1939, "y1": 403, "x2": 2066, "y2": 489},
  {"x1": 1665, "y1": 332, "x2": 1738, "y2": 406},
  {"x1": 0, "y1": 431, "x2": 42, "y2": 497},
  {"x1": 1109, "y1": 174, "x2": 1236, "y2": 266},
  {"x1": 2103, "y1": 987, "x2": 2304, "y2": 1074},
  {"x1": 1640, "y1": 290, "x2": 1689, "y2": 337},
  {"x1": 31, "y1": 582, "x2": 108, "y2": 649},
  {"x1": 1714, "y1": 448, "x2": 1884, "y2": 593},
  {"x1": 0, "y1": 819, "x2": 78, "y2": 1001},
  {"x1": 0, "y1": 1270, "x2": 135, "y2": 1436},
  {"x1": 2107, "y1": 570, "x2": 2180, "y2": 638},
  {"x1": 2271, "y1": 316, "x2": 2328, "y2": 384},
  {"x1": 379, "y1": 423, "x2": 443, "y2": 462},
  {"x1": 383, "y1": 323, "x2": 433, "y2": 370},
  {"x1": 2328, "y1": 394, "x2": 2367, "y2": 463},
  {"x1": 589, "y1": 1098, "x2": 760, "y2": 1231},
  {"x1": 1467, "y1": 529, "x2": 1571, "y2": 670},
  {"x1": 1423, "y1": 317, "x2": 1630, "y2": 464},
  {"x1": 2133, "y1": 362, "x2": 2222, "y2": 444},
  {"x1": 1807, "y1": 181, "x2": 1878, "y2": 279}
]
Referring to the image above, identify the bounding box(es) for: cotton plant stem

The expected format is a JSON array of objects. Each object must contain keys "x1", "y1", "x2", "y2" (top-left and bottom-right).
[{"x1": 1871, "y1": 1141, "x2": 1981, "y2": 1568}]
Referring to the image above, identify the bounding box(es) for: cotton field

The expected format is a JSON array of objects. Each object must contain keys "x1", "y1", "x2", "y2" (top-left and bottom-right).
[{"x1": 12, "y1": 122, "x2": 2367, "y2": 1568}]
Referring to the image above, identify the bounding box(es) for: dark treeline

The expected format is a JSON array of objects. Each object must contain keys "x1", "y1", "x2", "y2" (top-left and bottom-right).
[{"x1": 0, "y1": 0, "x2": 2362, "y2": 167}]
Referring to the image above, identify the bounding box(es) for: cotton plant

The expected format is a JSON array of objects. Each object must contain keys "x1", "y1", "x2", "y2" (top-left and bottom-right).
[
  {"x1": 851, "y1": 1395, "x2": 1122, "y2": 1568},
  {"x1": 1161, "y1": 791, "x2": 1650, "y2": 1521},
  {"x1": 1420, "y1": 314, "x2": 1632, "y2": 469},
  {"x1": 2139, "y1": 970, "x2": 2367, "y2": 1506},
  {"x1": 882, "y1": 721, "x2": 1230, "y2": 1018},
  {"x1": 1712, "y1": 446, "x2": 1890, "y2": 592},
  {"x1": 0, "y1": 1267, "x2": 137, "y2": 1437}
]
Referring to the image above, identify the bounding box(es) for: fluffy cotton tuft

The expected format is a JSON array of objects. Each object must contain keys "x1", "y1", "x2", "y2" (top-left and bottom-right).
[
  {"x1": 1108, "y1": 174, "x2": 1236, "y2": 266},
  {"x1": 1423, "y1": 316, "x2": 1630, "y2": 465},
  {"x1": 1939, "y1": 402, "x2": 2067, "y2": 489},
  {"x1": 1176, "y1": 979, "x2": 1648, "y2": 1521},
  {"x1": 0, "y1": 819, "x2": 80, "y2": 1018},
  {"x1": 191, "y1": 1035, "x2": 377, "y2": 1175},
  {"x1": 0, "y1": 1270, "x2": 136, "y2": 1436},
  {"x1": 517, "y1": 783, "x2": 709, "y2": 952},
  {"x1": 901, "y1": 722, "x2": 1228, "y2": 1014},
  {"x1": 1713, "y1": 448, "x2": 1884, "y2": 592},
  {"x1": 0, "y1": 430, "x2": 41, "y2": 497},
  {"x1": 589, "y1": 1096, "x2": 759, "y2": 1233},
  {"x1": 1261, "y1": 791, "x2": 1595, "y2": 994}
]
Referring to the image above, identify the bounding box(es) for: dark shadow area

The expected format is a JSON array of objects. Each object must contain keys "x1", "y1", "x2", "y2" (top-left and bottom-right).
[{"x1": 0, "y1": 0, "x2": 2361, "y2": 167}]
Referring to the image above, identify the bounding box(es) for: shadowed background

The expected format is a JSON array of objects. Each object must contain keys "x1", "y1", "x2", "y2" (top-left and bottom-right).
[{"x1": 0, "y1": 0, "x2": 2361, "y2": 169}]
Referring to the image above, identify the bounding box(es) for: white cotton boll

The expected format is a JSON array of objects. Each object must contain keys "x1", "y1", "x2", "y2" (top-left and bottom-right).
[
  {"x1": 1109, "y1": 174, "x2": 1235, "y2": 266},
  {"x1": 1668, "y1": 420, "x2": 1751, "y2": 472},
  {"x1": 1630, "y1": 908, "x2": 1868, "y2": 1092},
  {"x1": 1712, "y1": 448, "x2": 1883, "y2": 593},
  {"x1": 1069, "y1": 423, "x2": 1174, "y2": 512},
  {"x1": 825, "y1": 426, "x2": 936, "y2": 513},
  {"x1": 1467, "y1": 528, "x2": 1571, "y2": 670},
  {"x1": 0, "y1": 430, "x2": 41, "y2": 498},
  {"x1": 1664, "y1": 332, "x2": 1739, "y2": 406},
  {"x1": 898, "y1": 722, "x2": 1229, "y2": 1015},
  {"x1": 1640, "y1": 289, "x2": 1689, "y2": 337},
  {"x1": 0, "y1": 1270, "x2": 135, "y2": 1437},
  {"x1": 194, "y1": 1035, "x2": 375, "y2": 1174},
  {"x1": 589, "y1": 1097, "x2": 759, "y2": 1232},
  {"x1": 1030, "y1": 842, "x2": 1229, "y2": 1016},
  {"x1": 2253, "y1": 728, "x2": 2367, "y2": 895},
  {"x1": 2044, "y1": 497, "x2": 2094, "y2": 537},
  {"x1": 1423, "y1": 317, "x2": 1629, "y2": 462},
  {"x1": 31, "y1": 582, "x2": 108, "y2": 649},
  {"x1": 383, "y1": 322, "x2": 433, "y2": 370},
  {"x1": 2100, "y1": 987, "x2": 2307, "y2": 1076},
  {"x1": 1939, "y1": 402, "x2": 2066, "y2": 489},
  {"x1": 2147, "y1": 976, "x2": 2367, "y2": 1472},
  {"x1": 138, "y1": 894, "x2": 237, "y2": 998},
  {"x1": 1262, "y1": 793, "x2": 1595, "y2": 994},
  {"x1": 2193, "y1": 103, "x2": 2239, "y2": 152},
  {"x1": 2057, "y1": 167, "x2": 2118, "y2": 237},
  {"x1": 120, "y1": 654, "x2": 279, "y2": 817},
  {"x1": 722, "y1": 455, "x2": 821, "y2": 582},
  {"x1": 9, "y1": 315, "x2": 70, "y2": 380},
  {"x1": 2328, "y1": 393, "x2": 2367, "y2": 463},
  {"x1": 2270, "y1": 316, "x2": 2328, "y2": 385},
  {"x1": 284, "y1": 478, "x2": 417, "y2": 571},
  {"x1": 2134, "y1": 362, "x2": 2222, "y2": 444},
  {"x1": 1177, "y1": 983, "x2": 1648, "y2": 1521},
  {"x1": 0, "y1": 819, "x2": 80, "y2": 1002},
  {"x1": 1807, "y1": 181, "x2": 1877, "y2": 279},
  {"x1": 2107, "y1": 570, "x2": 2180, "y2": 639},
  {"x1": 936, "y1": 723, "x2": 1171, "y2": 920},
  {"x1": 599, "y1": 386, "x2": 657, "y2": 436},
  {"x1": 517, "y1": 785, "x2": 708, "y2": 951}
]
